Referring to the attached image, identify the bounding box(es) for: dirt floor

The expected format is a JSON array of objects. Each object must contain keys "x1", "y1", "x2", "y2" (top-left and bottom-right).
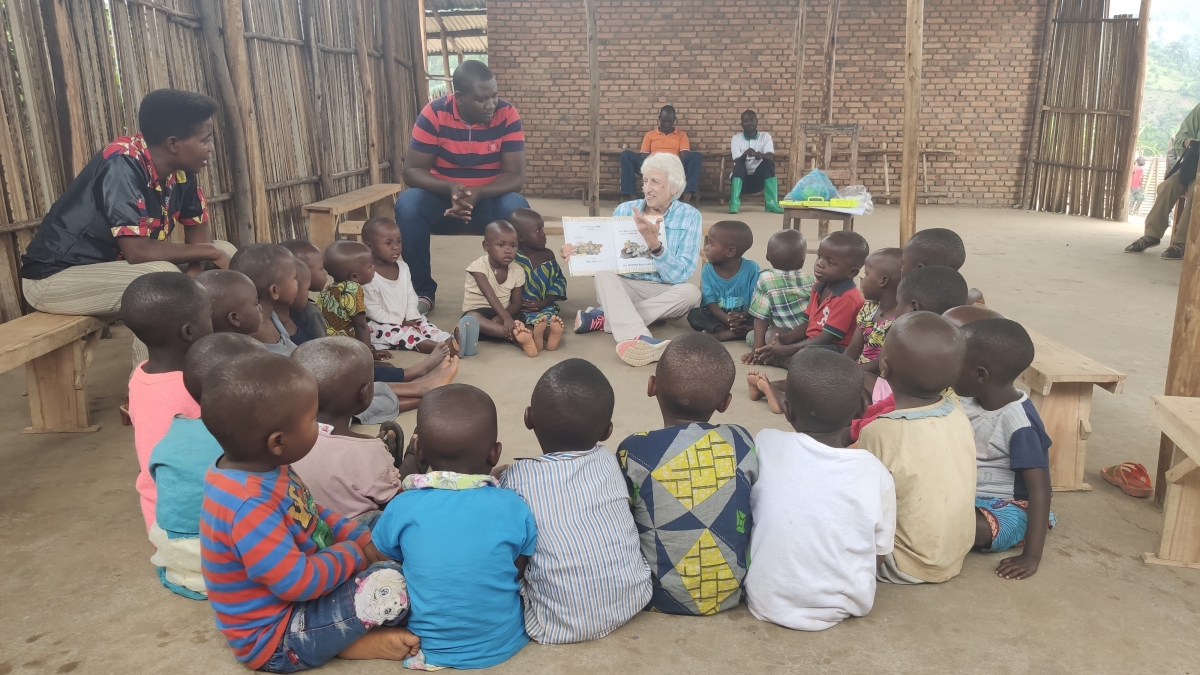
[{"x1": 2, "y1": 199, "x2": 1199, "y2": 675}]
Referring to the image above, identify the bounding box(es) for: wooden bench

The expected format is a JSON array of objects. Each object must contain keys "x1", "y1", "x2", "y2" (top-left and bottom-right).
[
  {"x1": 302, "y1": 183, "x2": 403, "y2": 252},
  {"x1": 0, "y1": 312, "x2": 106, "y2": 433},
  {"x1": 1145, "y1": 396, "x2": 1200, "y2": 570},
  {"x1": 1018, "y1": 329, "x2": 1126, "y2": 491}
]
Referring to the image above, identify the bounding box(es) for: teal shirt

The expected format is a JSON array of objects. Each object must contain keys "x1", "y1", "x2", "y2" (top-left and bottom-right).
[
  {"x1": 149, "y1": 416, "x2": 223, "y2": 537},
  {"x1": 701, "y1": 259, "x2": 761, "y2": 313}
]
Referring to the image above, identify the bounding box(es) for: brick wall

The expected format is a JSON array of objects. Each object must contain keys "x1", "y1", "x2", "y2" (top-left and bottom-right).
[{"x1": 489, "y1": 0, "x2": 1046, "y2": 206}]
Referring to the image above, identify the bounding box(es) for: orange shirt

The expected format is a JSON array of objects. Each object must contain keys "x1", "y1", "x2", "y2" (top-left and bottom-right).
[{"x1": 640, "y1": 128, "x2": 690, "y2": 156}]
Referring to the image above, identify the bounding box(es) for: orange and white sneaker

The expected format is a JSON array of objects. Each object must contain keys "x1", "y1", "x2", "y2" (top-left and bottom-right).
[{"x1": 616, "y1": 336, "x2": 669, "y2": 366}]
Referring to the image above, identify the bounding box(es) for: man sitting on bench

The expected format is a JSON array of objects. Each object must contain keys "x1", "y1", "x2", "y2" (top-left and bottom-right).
[
  {"x1": 19, "y1": 89, "x2": 236, "y2": 365},
  {"x1": 396, "y1": 60, "x2": 530, "y2": 313},
  {"x1": 728, "y1": 110, "x2": 784, "y2": 215},
  {"x1": 621, "y1": 105, "x2": 702, "y2": 205}
]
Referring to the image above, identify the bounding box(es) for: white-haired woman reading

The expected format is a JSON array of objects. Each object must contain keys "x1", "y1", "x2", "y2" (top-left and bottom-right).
[{"x1": 560, "y1": 152, "x2": 703, "y2": 366}]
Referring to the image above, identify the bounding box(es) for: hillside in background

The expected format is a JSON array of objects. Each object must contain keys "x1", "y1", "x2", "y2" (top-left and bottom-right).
[{"x1": 1138, "y1": 1, "x2": 1198, "y2": 157}]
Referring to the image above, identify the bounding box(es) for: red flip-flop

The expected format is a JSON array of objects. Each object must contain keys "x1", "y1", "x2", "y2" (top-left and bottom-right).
[{"x1": 1100, "y1": 462, "x2": 1152, "y2": 498}]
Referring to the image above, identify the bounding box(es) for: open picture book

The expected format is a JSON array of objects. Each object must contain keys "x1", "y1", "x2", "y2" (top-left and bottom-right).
[{"x1": 561, "y1": 216, "x2": 663, "y2": 277}]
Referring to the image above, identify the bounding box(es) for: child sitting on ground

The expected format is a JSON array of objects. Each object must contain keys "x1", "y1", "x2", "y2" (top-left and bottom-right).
[
  {"x1": 688, "y1": 220, "x2": 760, "y2": 342},
  {"x1": 747, "y1": 230, "x2": 868, "y2": 367},
  {"x1": 292, "y1": 336, "x2": 427, "y2": 523},
  {"x1": 121, "y1": 272, "x2": 213, "y2": 532},
  {"x1": 372, "y1": 384, "x2": 537, "y2": 669},
  {"x1": 955, "y1": 318, "x2": 1055, "y2": 580},
  {"x1": 900, "y1": 227, "x2": 984, "y2": 304},
  {"x1": 463, "y1": 220, "x2": 539, "y2": 357},
  {"x1": 360, "y1": 217, "x2": 456, "y2": 354},
  {"x1": 745, "y1": 349, "x2": 895, "y2": 631},
  {"x1": 281, "y1": 239, "x2": 329, "y2": 343},
  {"x1": 510, "y1": 208, "x2": 567, "y2": 351},
  {"x1": 742, "y1": 229, "x2": 815, "y2": 358},
  {"x1": 200, "y1": 353, "x2": 419, "y2": 671},
  {"x1": 498, "y1": 359, "x2": 652, "y2": 644},
  {"x1": 228, "y1": 243, "x2": 300, "y2": 355},
  {"x1": 618, "y1": 333, "x2": 758, "y2": 615},
  {"x1": 149, "y1": 332, "x2": 266, "y2": 599},
  {"x1": 844, "y1": 248, "x2": 903, "y2": 372},
  {"x1": 857, "y1": 312, "x2": 977, "y2": 584}
]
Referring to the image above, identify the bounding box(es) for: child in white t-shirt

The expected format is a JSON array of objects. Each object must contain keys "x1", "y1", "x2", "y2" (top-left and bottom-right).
[
  {"x1": 745, "y1": 348, "x2": 896, "y2": 631},
  {"x1": 361, "y1": 217, "x2": 455, "y2": 353}
]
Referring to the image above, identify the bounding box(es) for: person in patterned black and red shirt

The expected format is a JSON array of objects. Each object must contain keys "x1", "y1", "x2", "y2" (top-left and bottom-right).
[{"x1": 396, "y1": 60, "x2": 529, "y2": 312}]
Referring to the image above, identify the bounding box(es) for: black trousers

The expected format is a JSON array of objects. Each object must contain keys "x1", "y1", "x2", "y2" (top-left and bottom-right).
[{"x1": 732, "y1": 157, "x2": 776, "y2": 195}]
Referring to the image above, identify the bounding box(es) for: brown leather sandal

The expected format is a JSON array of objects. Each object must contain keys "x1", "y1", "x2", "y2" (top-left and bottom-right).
[
  {"x1": 1160, "y1": 244, "x2": 1185, "y2": 260},
  {"x1": 1125, "y1": 236, "x2": 1161, "y2": 253}
]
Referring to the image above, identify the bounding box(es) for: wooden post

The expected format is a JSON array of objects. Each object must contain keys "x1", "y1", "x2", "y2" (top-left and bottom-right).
[
  {"x1": 1113, "y1": 0, "x2": 1152, "y2": 222},
  {"x1": 196, "y1": 0, "x2": 256, "y2": 245},
  {"x1": 821, "y1": 0, "x2": 841, "y2": 170},
  {"x1": 411, "y1": 0, "x2": 429, "y2": 109},
  {"x1": 1021, "y1": 0, "x2": 1060, "y2": 209},
  {"x1": 585, "y1": 0, "x2": 600, "y2": 217},
  {"x1": 1155, "y1": 174, "x2": 1200, "y2": 504},
  {"x1": 430, "y1": 1, "x2": 451, "y2": 86},
  {"x1": 380, "y1": 0, "x2": 408, "y2": 184},
  {"x1": 222, "y1": 0, "x2": 271, "y2": 243},
  {"x1": 898, "y1": 0, "x2": 923, "y2": 246},
  {"x1": 39, "y1": 0, "x2": 89, "y2": 180},
  {"x1": 789, "y1": 0, "x2": 807, "y2": 189},
  {"x1": 356, "y1": 0, "x2": 382, "y2": 187},
  {"x1": 301, "y1": 0, "x2": 336, "y2": 200}
]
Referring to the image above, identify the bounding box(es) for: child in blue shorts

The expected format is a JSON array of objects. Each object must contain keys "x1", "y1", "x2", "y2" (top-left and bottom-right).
[
  {"x1": 687, "y1": 220, "x2": 759, "y2": 342},
  {"x1": 955, "y1": 318, "x2": 1056, "y2": 580}
]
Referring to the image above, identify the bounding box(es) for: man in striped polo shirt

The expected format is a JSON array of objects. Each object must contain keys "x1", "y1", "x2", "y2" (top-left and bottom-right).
[{"x1": 397, "y1": 60, "x2": 529, "y2": 312}]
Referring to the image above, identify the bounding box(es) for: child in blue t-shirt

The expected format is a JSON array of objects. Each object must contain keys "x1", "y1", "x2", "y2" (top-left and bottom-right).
[
  {"x1": 372, "y1": 384, "x2": 537, "y2": 669},
  {"x1": 687, "y1": 220, "x2": 760, "y2": 342},
  {"x1": 148, "y1": 332, "x2": 267, "y2": 599}
]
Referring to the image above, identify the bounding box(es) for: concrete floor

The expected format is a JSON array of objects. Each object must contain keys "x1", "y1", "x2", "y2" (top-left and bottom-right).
[{"x1": 2, "y1": 199, "x2": 1199, "y2": 674}]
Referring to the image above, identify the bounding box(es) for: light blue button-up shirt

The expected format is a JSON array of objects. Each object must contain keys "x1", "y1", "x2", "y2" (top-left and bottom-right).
[{"x1": 613, "y1": 199, "x2": 702, "y2": 285}]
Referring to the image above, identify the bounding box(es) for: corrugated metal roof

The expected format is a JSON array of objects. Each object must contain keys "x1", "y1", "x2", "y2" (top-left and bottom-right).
[
  {"x1": 428, "y1": 36, "x2": 487, "y2": 55},
  {"x1": 427, "y1": 0, "x2": 485, "y2": 11},
  {"x1": 426, "y1": 9, "x2": 487, "y2": 55}
]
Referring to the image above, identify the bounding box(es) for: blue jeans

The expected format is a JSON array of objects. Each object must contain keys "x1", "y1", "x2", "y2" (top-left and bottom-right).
[
  {"x1": 394, "y1": 188, "x2": 529, "y2": 299},
  {"x1": 619, "y1": 150, "x2": 703, "y2": 195},
  {"x1": 259, "y1": 562, "x2": 409, "y2": 673}
]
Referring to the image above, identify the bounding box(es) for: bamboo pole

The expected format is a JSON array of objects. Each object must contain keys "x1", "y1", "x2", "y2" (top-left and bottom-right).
[
  {"x1": 789, "y1": 0, "x2": 807, "y2": 188},
  {"x1": 1112, "y1": 0, "x2": 1151, "y2": 222},
  {"x1": 430, "y1": 1, "x2": 451, "y2": 85},
  {"x1": 899, "y1": 0, "x2": 923, "y2": 245},
  {"x1": 39, "y1": 0, "x2": 89, "y2": 180},
  {"x1": 301, "y1": 0, "x2": 335, "y2": 199},
  {"x1": 821, "y1": 0, "x2": 841, "y2": 166},
  {"x1": 196, "y1": 0, "x2": 255, "y2": 245},
  {"x1": 411, "y1": 0, "x2": 429, "y2": 109},
  {"x1": 222, "y1": 0, "x2": 270, "y2": 242},
  {"x1": 585, "y1": 0, "x2": 600, "y2": 217},
  {"x1": 356, "y1": 0, "x2": 382, "y2": 186},
  {"x1": 1022, "y1": 0, "x2": 1060, "y2": 209},
  {"x1": 380, "y1": 0, "x2": 407, "y2": 182}
]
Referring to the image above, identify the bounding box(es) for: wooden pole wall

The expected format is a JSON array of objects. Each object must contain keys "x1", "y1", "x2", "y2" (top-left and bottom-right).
[
  {"x1": 380, "y1": 0, "x2": 407, "y2": 182},
  {"x1": 899, "y1": 0, "x2": 923, "y2": 245},
  {"x1": 789, "y1": 0, "x2": 807, "y2": 186},
  {"x1": 585, "y1": 0, "x2": 600, "y2": 217},
  {"x1": 355, "y1": 0, "x2": 382, "y2": 186},
  {"x1": 38, "y1": 0, "x2": 88, "y2": 181},
  {"x1": 1113, "y1": 0, "x2": 1152, "y2": 222},
  {"x1": 411, "y1": 0, "x2": 429, "y2": 111},
  {"x1": 301, "y1": 0, "x2": 336, "y2": 200},
  {"x1": 1021, "y1": 0, "x2": 1061, "y2": 209},
  {"x1": 222, "y1": 0, "x2": 270, "y2": 243}
]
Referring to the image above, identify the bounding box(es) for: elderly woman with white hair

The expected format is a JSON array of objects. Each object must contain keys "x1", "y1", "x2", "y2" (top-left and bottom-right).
[{"x1": 561, "y1": 152, "x2": 703, "y2": 366}]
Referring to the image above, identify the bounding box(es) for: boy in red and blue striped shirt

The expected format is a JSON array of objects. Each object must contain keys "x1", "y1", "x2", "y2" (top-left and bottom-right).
[{"x1": 199, "y1": 353, "x2": 419, "y2": 672}]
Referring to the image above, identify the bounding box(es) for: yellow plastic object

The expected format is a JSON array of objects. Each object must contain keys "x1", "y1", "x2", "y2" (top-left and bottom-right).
[{"x1": 779, "y1": 198, "x2": 859, "y2": 208}]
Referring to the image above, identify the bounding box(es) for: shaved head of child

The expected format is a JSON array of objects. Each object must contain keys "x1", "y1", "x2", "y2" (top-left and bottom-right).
[
  {"x1": 197, "y1": 269, "x2": 262, "y2": 335},
  {"x1": 879, "y1": 311, "x2": 966, "y2": 399},
  {"x1": 229, "y1": 243, "x2": 300, "y2": 307},
  {"x1": 896, "y1": 265, "x2": 968, "y2": 315},
  {"x1": 281, "y1": 239, "x2": 328, "y2": 291},
  {"x1": 120, "y1": 271, "x2": 213, "y2": 349},
  {"x1": 901, "y1": 227, "x2": 966, "y2": 276},
  {"x1": 815, "y1": 231, "x2": 870, "y2": 284},
  {"x1": 415, "y1": 383, "x2": 501, "y2": 474},
  {"x1": 183, "y1": 332, "x2": 267, "y2": 402},
  {"x1": 943, "y1": 303, "x2": 1003, "y2": 328},
  {"x1": 292, "y1": 336, "x2": 375, "y2": 418},
  {"x1": 290, "y1": 258, "x2": 312, "y2": 314},
  {"x1": 765, "y1": 229, "x2": 807, "y2": 270},
  {"x1": 860, "y1": 247, "x2": 902, "y2": 301},
  {"x1": 650, "y1": 333, "x2": 736, "y2": 423},
  {"x1": 707, "y1": 220, "x2": 754, "y2": 258},
  {"x1": 201, "y1": 353, "x2": 319, "y2": 469},
  {"x1": 361, "y1": 216, "x2": 400, "y2": 243},
  {"x1": 527, "y1": 358, "x2": 615, "y2": 453},
  {"x1": 955, "y1": 318, "x2": 1035, "y2": 397},
  {"x1": 323, "y1": 240, "x2": 376, "y2": 285},
  {"x1": 509, "y1": 209, "x2": 547, "y2": 251},
  {"x1": 785, "y1": 348, "x2": 865, "y2": 434}
]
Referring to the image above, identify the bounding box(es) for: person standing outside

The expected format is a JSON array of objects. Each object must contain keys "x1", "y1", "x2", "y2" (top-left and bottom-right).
[
  {"x1": 397, "y1": 60, "x2": 528, "y2": 313},
  {"x1": 728, "y1": 110, "x2": 784, "y2": 214},
  {"x1": 1125, "y1": 102, "x2": 1199, "y2": 259},
  {"x1": 620, "y1": 106, "x2": 702, "y2": 205},
  {"x1": 1129, "y1": 157, "x2": 1146, "y2": 216}
]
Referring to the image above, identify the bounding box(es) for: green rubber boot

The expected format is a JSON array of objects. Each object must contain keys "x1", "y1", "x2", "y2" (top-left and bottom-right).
[
  {"x1": 764, "y1": 177, "x2": 785, "y2": 213},
  {"x1": 728, "y1": 177, "x2": 743, "y2": 214}
]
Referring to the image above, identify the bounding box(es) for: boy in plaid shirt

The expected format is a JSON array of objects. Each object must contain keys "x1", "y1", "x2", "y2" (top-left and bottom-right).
[{"x1": 741, "y1": 229, "x2": 815, "y2": 363}]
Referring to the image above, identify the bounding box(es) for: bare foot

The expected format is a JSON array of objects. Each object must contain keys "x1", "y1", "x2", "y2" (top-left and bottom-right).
[
  {"x1": 407, "y1": 342, "x2": 450, "y2": 379},
  {"x1": 338, "y1": 627, "x2": 420, "y2": 661},
  {"x1": 546, "y1": 315, "x2": 565, "y2": 351},
  {"x1": 747, "y1": 371, "x2": 765, "y2": 401},
  {"x1": 512, "y1": 322, "x2": 539, "y2": 357},
  {"x1": 531, "y1": 316, "x2": 548, "y2": 349},
  {"x1": 759, "y1": 377, "x2": 785, "y2": 415}
]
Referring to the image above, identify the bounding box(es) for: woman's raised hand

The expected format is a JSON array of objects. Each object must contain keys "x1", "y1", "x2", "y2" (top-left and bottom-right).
[
  {"x1": 631, "y1": 205, "x2": 662, "y2": 251},
  {"x1": 560, "y1": 243, "x2": 576, "y2": 260}
]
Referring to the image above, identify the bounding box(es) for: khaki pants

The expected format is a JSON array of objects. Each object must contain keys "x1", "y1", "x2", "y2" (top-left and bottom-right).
[
  {"x1": 1144, "y1": 173, "x2": 1193, "y2": 245},
  {"x1": 593, "y1": 271, "x2": 702, "y2": 342},
  {"x1": 21, "y1": 240, "x2": 238, "y2": 366}
]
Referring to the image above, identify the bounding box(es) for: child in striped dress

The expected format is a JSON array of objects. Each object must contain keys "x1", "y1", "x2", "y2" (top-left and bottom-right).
[
  {"x1": 499, "y1": 359, "x2": 651, "y2": 644},
  {"x1": 510, "y1": 208, "x2": 567, "y2": 351}
]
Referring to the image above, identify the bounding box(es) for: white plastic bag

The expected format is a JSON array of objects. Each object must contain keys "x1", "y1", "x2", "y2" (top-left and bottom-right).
[{"x1": 839, "y1": 185, "x2": 874, "y2": 215}]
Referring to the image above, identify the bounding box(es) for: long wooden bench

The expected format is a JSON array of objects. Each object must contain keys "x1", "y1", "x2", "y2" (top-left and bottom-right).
[
  {"x1": 1145, "y1": 396, "x2": 1200, "y2": 570},
  {"x1": 302, "y1": 183, "x2": 403, "y2": 252},
  {"x1": 1019, "y1": 329, "x2": 1126, "y2": 491},
  {"x1": 0, "y1": 312, "x2": 106, "y2": 433}
]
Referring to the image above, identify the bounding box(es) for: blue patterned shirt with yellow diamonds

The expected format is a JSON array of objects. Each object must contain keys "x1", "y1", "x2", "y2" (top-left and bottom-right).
[{"x1": 617, "y1": 423, "x2": 758, "y2": 615}]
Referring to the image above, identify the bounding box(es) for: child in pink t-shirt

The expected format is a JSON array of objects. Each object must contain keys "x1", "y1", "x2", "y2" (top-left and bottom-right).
[{"x1": 121, "y1": 272, "x2": 214, "y2": 531}]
